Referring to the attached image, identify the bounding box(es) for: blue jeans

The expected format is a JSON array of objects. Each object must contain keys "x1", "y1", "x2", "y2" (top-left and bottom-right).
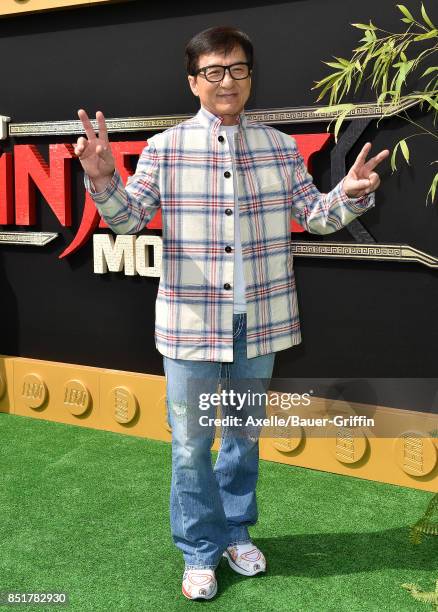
[{"x1": 163, "y1": 312, "x2": 276, "y2": 569}]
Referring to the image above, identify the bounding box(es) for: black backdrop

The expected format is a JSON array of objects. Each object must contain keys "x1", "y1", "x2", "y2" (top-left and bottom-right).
[{"x1": 1, "y1": 0, "x2": 438, "y2": 396}]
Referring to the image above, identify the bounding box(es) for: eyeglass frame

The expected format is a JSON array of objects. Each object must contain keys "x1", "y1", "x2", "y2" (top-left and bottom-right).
[{"x1": 194, "y1": 61, "x2": 252, "y2": 83}]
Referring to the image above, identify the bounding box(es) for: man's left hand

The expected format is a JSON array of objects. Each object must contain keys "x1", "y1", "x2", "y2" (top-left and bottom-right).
[{"x1": 343, "y1": 142, "x2": 390, "y2": 199}]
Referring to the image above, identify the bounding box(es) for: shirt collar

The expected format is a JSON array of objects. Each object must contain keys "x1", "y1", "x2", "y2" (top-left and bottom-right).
[{"x1": 195, "y1": 105, "x2": 248, "y2": 132}]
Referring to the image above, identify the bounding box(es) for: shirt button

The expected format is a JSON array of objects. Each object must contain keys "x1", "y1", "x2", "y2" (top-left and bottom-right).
[
  {"x1": 224, "y1": 171, "x2": 231, "y2": 178},
  {"x1": 225, "y1": 208, "x2": 233, "y2": 215},
  {"x1": 224, "y1": 283, "x2": 231, "y2": 290},
  {"x1": 218, "y1": 135, "x2": 225, "y2": 143},
  {"x1": 225, "y1": 246, "x2": 232, "y2": 253}
]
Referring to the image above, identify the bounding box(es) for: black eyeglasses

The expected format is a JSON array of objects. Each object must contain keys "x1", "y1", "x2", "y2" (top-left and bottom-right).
[{"x1": 195, "y1": 62, "x2": 252, "y2": 83}]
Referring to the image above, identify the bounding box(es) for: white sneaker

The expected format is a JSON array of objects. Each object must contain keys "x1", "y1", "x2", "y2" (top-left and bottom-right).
[
  {"x1": 182, "y1": 568, "x2": 218, "y2": 600},
  {"x1": 223, "y1": 542, "x2": 266, "y2": 576}
]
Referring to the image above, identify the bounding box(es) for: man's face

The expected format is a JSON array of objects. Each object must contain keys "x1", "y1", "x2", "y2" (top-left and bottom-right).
[{"x1": 187, "y1": 45, "x2": 252, "y2": 125}]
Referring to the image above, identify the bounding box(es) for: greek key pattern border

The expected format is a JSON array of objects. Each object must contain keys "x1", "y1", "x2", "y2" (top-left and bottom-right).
[
  {"x1": 291, "y1": 242, "x2": 438, "y2": 269},
  {"x1": 0, "y1": 232, "x2": 58, "y2": 246},
  {"x1": 8, "y1": 98, "x2": 417, "y2": 137},
  {"x1": 1, "y1": 233, "x2": 437, "y2": 268}
]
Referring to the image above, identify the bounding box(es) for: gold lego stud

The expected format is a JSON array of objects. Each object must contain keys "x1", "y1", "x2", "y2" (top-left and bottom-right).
[
  {"x1": 63, "y1": 379, "x2": 91, "y2": 416},
  {"x1": 21, "y1": 373, "x2": 48, "y2": 410}
]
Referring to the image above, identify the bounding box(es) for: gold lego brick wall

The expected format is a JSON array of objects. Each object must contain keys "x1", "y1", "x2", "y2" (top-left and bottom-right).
[
  {"x1": 0, "y1": 0, "x2": 131, "y2": 17},
  {"x1": 0, "y1": 354, "x2": 437, "y2": 492}
]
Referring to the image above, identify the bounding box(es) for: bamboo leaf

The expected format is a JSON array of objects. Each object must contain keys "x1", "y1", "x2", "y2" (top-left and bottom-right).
[
  {"x1": 314, "y1": 103, "x2": 355, "y2": 114},
  {"x1": 354, "y1": 43, "x2": 372, "y2": 52},
  {"x1": 396, "y1": 4, "x2": 415, "y2": 22},
  {"x1": 400, "y1": 139, "x2": 410, "y2": 164},
  {"x1": 413, "y1": 30, "x2": 438, "y2": 41},
  {"x1": 393, "y1": 60, "x2": 414, "y2": 93},
  {"x1": 382, "y1": 71, "x2": 388, "y2": 95},
  {"x1": 391, "y1": 142, "x2": 400, "y2": 172},
  {"x1": 421, "y1": 2, "x2": 435, "y2": 29},
  {"x1": 377, "y1": 90, "x2": 391, "y2": 105},
  {"x1": 351, "y1": 23, "x2": 370, "y2": 30},
  {"x1": 406, "y1": 93, "x2": 438, "y2": 111},
  {"x1": 329, "y1": 79, "x2": 341, "y2": 105},
  {"x1": 315, "y1": 80, "x2": 338, "y2": 102},
  {"x1": 334, "y1": 56, "x2": 351, "y2": 67},
  {"x1": 361, "y1": 46, "x2": 377, "y2": 72},
  {"x1": 334, "y1": 113, "x2": 347, "y2": 143},
  {"x1": 372, "y1": 56, "x2": 387, "y2": 89},
  {"x1": 426, "y1": 171, "x2": 438, "y2": 204},
  {"x1": 333, "y1": 104, "x2": 355, "y2": 142},
  {"x1": 353, "y1": 69, "x2": 365, "y2": 94},
  {"x1": 421, "y1": 66, "x2": 438, "y2": 78},
  {"x1": 351, "y1": 22, "x2": 377, "y2": 30},
  {"x1": 311, "y1": 71, "x2": 344, "y2": 89},
  {"x1": 312, "y1": 74, "x2": 346, "y2": 102},
  {"x1": 324, "y1": 61, "x2": 348, "y2": 69}
]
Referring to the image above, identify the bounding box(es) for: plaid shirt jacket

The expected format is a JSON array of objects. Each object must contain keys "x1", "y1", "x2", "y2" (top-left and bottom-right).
[{"x1": 85, "y1": 106, "x2": 375, "y2": 362}]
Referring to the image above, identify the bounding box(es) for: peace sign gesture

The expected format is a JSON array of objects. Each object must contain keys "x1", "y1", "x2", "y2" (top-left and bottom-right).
[
  {"x1": 75, "y1": 109, "x2": 115, "y2": 182},
  {"x1": 343, "y1": 142, "x2": 390, "y2": 199}
]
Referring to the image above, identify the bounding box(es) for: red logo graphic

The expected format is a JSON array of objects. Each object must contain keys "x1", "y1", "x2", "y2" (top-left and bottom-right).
[{"x1": 0, "y1": 134, "x2": 331, "y2": 258}]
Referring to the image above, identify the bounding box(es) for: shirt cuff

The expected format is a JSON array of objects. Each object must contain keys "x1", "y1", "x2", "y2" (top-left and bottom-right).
[
  {"x1": 84, "y1": 170, "x2": 119, "y2": 204},
  {"x1": 337, "y1": 177, "x2": 376, "y2": 214}
]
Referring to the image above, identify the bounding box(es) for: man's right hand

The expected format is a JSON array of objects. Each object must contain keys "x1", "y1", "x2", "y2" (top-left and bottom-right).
[{"x1": 75, "y1": 109, "x2": 115, "y2": 190}]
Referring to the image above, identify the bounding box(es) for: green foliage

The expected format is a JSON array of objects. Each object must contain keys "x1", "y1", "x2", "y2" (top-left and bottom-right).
[
  {"x1": 404, "y1": 494, "x2": 438, "y2": 609},
  {"x1": 312, "y1": 2, "x2": 438, "y2": 203},
  {"x1": 409, "y1": 493, "x2": 438, "y2": 543},
  {"x1": 401, "y1": 579, "x2": 438, "y2": 609}
]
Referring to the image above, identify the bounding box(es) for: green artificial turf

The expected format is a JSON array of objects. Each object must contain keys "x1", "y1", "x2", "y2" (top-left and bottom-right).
[{"x1": 0, "y1": 412, "x2": 436, "y2": 611}]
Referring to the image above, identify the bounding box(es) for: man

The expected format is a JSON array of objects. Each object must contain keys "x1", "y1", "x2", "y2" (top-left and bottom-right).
[{"x1": 75, "y1": 26, "x2": 389, "y2": 601}]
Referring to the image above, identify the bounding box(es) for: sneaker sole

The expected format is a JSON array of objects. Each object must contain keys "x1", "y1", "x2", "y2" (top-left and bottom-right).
[
  {"x1": 222, "y1": 550, "x2": 266, "y2": 576},
  {"x1": 182, "y1": 579, "x2": 218, "y2": 600}
]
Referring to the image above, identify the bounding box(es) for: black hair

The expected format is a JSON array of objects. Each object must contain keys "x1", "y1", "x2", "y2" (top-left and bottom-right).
[{"x1": 185, "y1": 26, "x2": 254, "y2": 76}]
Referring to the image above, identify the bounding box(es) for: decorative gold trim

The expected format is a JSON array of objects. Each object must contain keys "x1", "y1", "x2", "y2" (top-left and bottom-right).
[
  {"x1": 8, "y1": 99, "x2": 418, "y2": 137},
  {"x1": 0, "y1": 232, "x2": 58, "y2": 246},
  {"x1": 292, "y1": 241, "x2": 438, "y2": 268}
]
